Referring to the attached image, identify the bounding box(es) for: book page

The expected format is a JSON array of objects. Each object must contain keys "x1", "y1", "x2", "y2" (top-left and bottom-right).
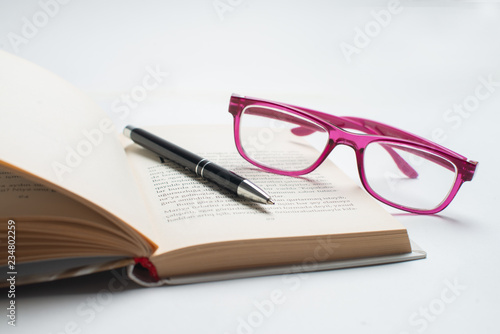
[
  {"x1": 0, "y1": 166, "x2": 112, "y2": 223},
  {"x1": 0, "y1": 165, "x2": 155, "y2": 265},
  {"x1": 0, "y1": 51, "x2": 157, "y2": 254},
  {"x1": 123, "y1": 125, "x2": 407, "y2": 256}
]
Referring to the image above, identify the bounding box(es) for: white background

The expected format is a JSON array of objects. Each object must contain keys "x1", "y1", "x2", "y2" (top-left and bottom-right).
[{"x1": 1, "y1": 1, "x2": 499, "y2": 333}]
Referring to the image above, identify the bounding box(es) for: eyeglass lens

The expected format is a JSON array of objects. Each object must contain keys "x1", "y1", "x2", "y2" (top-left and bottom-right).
[
  {"x1": 239, "y1": 105, "x2": 329, "y2": 172},
  {"x1": 363, "y1": 142, "x2": 457, "y2": 211}
]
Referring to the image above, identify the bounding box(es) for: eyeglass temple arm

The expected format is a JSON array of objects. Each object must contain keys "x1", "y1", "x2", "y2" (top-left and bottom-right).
[
  {"x1": 278, "y1": 108, "x2": 420, "y2": 178},
  {"x1": 340, "y1": 116, "x2": 477, "y2": 178},
  {"x1": 287, "y1": 106, "x2": 475, "y2": 178},
  {"x1": 342, "y1": 116, "x2": 454, "y2": 154},
  {"x1": 293, "y1": 113, "x2": 464, "y2": 175},
  {"x1": 332, "y1": 116, "x2": 456, "y2": 173}
]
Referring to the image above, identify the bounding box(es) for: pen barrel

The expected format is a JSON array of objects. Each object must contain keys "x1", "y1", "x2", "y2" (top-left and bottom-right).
[
  {"x1": 130, "y1": 127, "x2": 203, "y2": 171},
  {"x1": 129, "y1": 127, "x2": 243, "y2": 193},
  {"x1": 199, "y1": 162, "x2": 242, "y2": 193}
]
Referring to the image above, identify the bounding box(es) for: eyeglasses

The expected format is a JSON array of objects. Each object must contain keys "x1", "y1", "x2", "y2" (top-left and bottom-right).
[{"x1": 228, "y1": 94, "x2": 478, "y2": 214}]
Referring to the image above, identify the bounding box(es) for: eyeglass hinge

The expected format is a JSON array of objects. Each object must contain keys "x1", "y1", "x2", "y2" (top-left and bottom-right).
[{"x1": 462, "y1": 160, "x2": 478, "y2": 182}]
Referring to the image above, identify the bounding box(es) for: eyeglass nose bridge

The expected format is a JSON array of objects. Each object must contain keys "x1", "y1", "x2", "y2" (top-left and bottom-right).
[{"x1": 328, "y1": 128, "x2": 362, "y2": 151}]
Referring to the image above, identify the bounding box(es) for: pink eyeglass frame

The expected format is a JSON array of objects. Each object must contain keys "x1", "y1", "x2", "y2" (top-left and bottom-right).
[{"x1": 228, "y1": 94, "x2": 478, "y2": 214}]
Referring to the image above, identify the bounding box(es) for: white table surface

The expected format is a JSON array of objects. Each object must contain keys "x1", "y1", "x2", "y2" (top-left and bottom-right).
[{"x1": 1, "y1": 1, "x2": 499, "y2": 333}]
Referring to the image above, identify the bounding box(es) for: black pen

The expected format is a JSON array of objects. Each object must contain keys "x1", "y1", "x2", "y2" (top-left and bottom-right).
[{"x1": 124, "y1": 126, "x2": 274, "y2": 205}]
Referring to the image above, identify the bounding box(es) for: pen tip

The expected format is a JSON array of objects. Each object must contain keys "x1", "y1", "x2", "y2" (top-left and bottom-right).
[{"x1": 267, "y1": 199, "x2": 275, "y2": 205}]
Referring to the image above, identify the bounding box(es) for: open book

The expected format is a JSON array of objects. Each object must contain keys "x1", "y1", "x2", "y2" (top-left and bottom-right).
[{"x1": 0, "y1": 51, "x2": 425, "y2": 287}]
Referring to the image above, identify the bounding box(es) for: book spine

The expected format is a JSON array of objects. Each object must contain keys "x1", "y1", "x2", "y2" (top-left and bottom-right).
[{"x1": 133, "y1": 257, "x2": 160, "y2": 282}]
